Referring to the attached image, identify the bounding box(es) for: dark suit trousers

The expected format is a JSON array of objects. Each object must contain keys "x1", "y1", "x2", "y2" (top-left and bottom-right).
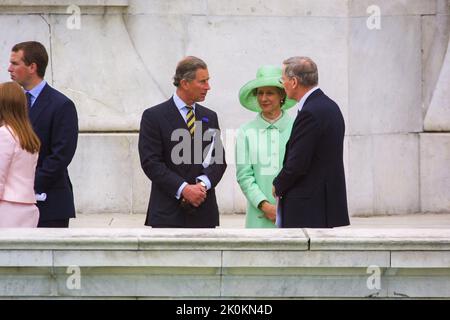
[{"x1": 38, "y1": 219, "x2": 70, "y2": 228}]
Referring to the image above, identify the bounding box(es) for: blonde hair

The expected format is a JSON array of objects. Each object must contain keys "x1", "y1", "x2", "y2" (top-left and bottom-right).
[{"x1": 0, "y1": 81, "x2": 40, "y2": 154}]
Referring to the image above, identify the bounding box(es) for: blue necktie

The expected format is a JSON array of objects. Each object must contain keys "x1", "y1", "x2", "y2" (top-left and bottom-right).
[{"x1": 26, "y1": 92, "x2": 33, "y2": 110}]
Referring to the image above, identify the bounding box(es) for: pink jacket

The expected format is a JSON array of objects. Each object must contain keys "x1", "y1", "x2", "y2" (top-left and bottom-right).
[{"x1": 0, "y1": 125, "x2": 38, "y2": 204}]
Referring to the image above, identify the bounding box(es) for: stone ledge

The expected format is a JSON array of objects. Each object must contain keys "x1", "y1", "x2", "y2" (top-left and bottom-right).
[
  {"x1": 307, "y1": 228, "x2": 450, "y2": 250},
  {"x1": 0, "y1": 0, "x2": 128, "y2": 6},
  {"x1": 1, "y1": 228, "x2": 449, "y2": 251},
  {"x1": 0, "y1": 228, "x2": 449, "y2": 298},
  {"x1": 0, "y1": 228, "x2": 308, "y2": 251}
]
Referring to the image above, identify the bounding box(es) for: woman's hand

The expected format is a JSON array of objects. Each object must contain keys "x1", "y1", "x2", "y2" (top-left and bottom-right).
[{"x1": 259, "y1": 201, "x2": 276, "y2": 223}]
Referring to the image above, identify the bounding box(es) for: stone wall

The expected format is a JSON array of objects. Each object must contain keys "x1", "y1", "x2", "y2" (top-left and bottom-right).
[
  {"x1": 0, "y1": 0, "x2": 449, "y2": 216},
  {"x1": 0, "y1": 228, "x2": 449, "y2": 298}
]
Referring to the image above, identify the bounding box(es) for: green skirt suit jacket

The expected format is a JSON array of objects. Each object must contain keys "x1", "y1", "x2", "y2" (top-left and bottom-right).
[{"x1": 236, "y1": 111, "x2": 294, "y2": 228}]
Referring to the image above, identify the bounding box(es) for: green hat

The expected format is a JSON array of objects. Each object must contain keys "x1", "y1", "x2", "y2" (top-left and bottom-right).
[{"x1": 239, "y1": 65, "x2": 297, "y2": 112}]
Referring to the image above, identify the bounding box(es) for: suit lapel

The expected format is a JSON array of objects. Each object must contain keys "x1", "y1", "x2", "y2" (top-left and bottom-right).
[
  {"x1": 193, "y1": 104, "x2": 210, "y2": 135},
  {"x1": 162, "y1": 98, "x2": 189, "y2": 131},
  {"x1": 29, "y1": 84, "x2": 51, "y2": 125},
  {"x1": 195, "y1": 105, "x2": 218, "y2": 165}
]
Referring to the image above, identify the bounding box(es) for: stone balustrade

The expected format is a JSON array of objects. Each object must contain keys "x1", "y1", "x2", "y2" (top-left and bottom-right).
[{"x1": 0, "y1": 228, "x2": 449, "y2": 299}]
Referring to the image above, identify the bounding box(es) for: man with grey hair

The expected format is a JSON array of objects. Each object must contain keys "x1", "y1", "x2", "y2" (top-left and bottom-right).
[
  {"x1": 273, "y1": 56, "x2": 349, "y2": 228},
  {"x1": 138, "y1": 56, "x2": 226, "y2": 228}
]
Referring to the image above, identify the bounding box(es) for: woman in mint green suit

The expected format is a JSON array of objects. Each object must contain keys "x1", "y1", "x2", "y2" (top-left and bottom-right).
[{"x1": 236, "y1": 65, "x2": 297, "y2": 228}]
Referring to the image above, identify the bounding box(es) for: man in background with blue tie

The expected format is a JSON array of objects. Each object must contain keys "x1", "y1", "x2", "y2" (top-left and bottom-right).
[
  {"x1": 138, "y1": 56, "x2": 227, "y2": 228},
  {"x1": 8, "y1": 41, "x2": 78, "y2": 228}
]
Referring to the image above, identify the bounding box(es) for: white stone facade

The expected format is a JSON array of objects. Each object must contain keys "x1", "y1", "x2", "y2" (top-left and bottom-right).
[{"x1": 0, "y1": 0, "x2": 449, "y2": 216}]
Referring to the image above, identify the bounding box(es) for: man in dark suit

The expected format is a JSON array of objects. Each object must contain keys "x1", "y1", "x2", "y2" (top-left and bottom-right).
[
  {"x1": 273, "y1": 56, "x2": 349, "y2": 228},
  {"x1": 8, "y1": 41, "x2": 78, "y2": 228},
  {"x1": 138, "y1": 56, "x2": 227, "y2": 228}
]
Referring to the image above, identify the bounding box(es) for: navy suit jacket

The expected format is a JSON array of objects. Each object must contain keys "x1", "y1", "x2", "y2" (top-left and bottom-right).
[
  {"x1": 138, "y1": 98, "x2": 227, "y2": 227},
  {"x1": 273, "y1": 89, "x2": 349, "y2": 228},
  {"x1": 29, "y1": 83, "x2": 78, "y2": 222}
]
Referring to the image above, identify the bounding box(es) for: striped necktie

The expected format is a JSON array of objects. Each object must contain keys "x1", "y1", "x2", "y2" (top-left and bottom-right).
[{"x1": 186, "y1": 105, "x2": 195, "y2": 136}]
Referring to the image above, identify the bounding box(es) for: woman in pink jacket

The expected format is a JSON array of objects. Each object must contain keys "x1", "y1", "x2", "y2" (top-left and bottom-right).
[{"x1": 0, "y1": 81, "x2": 41, "y2": 227}]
